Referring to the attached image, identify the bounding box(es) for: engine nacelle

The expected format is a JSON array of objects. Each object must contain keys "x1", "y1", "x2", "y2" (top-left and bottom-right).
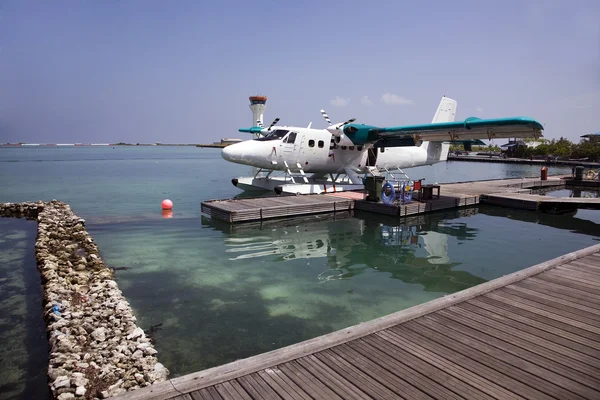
[
  {"x1": 332, "y1": 133, "x2": 356, "y2": 148},
  {"x1": 342, "y1": 123, "x2": 379, "y2": 145}
]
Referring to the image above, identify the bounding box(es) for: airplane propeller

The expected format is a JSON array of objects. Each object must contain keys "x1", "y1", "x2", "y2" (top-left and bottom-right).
[
  {"x1": 320, "y1": 108, "x2": 356, "y2": 137},
  {"x1": 326, "y1": 118, "x2": 357, "y2": 137},
  {"x1": 266, "y1": 117, "x2": 280, "y2": 131},
  {"x1": 320, "y1": 109, "x2": 332, "y2": 126}
]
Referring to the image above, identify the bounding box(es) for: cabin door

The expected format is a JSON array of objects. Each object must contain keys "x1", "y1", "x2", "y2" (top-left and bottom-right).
[
  {"x1": 366, "y1": 147, "x2": 378, "y2": 167},
  {"x1": 279, "y1": 131, "x2": 301, "y2": 162}
]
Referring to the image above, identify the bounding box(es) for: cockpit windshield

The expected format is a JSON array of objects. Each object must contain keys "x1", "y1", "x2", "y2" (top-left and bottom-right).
[{"x1": 255, "y1": 129, "x2": 289, "y2": 141}]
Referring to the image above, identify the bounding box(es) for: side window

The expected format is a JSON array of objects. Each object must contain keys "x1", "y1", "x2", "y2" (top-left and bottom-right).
[
  {"x1": 357, "y1": 146, "x2": 363, "y2": 151},
  {"x1": 349, "y1": 146, "x2": 355, "y2": 150},
  {"x1": 341, "y1": 146, "x2": 347, "y2": 150},
  {"x1": 285, "y1": 131, "x2": 297, "y2": 144},
  {"x1": 309, "y1": 139, "x2": 315, "y2": 147},
  {"x1": 381, "y1": 147, "x2": 385, "y2": 153},
  {"x1": 318, "y1": 140, "x2": 324, "y2": 148}
]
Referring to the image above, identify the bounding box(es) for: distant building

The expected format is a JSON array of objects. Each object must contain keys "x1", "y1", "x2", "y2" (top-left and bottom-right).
[
  {"x1": 580, "y1": 132, "x2": 600, "y2": 142},
  {"x1": 219, "y1": 138, "x2": 242, "y2": 145}
]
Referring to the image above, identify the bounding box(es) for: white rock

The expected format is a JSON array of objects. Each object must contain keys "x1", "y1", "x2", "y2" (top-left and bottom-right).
[
  {"x1": 91, "y1": 327, "x2": 106, "y2": 342},
  {"x1": 115, "y1": 301, "x2": 128, "y2": 312},
  {"x1": 126, "y1": 327, "x2": 144, "y2": 340},
  {"x1": 144, "y1": 347, "x2": 158, "y2": 355},
  {"x1": 71, "y1": 372, "x2": 88, "y2": 387},
  {"x1": 107, "y1": 380, "x2": 125, "y2": 397},
  {"x1": 57, "y1": 393, "x2": 75, "y2": 400},
  {"x1": 131, "y1": 350, "x2": 143, "y2": 359},
  {"x1": 53, "y1": 375, "x2": 70, "y2": 389},
  {"x1": 148, "y1": 363, "x2": 169, "y2": 381},
  {"x1": 75, "y1": 386, "x2": 86, "y2": 397}
]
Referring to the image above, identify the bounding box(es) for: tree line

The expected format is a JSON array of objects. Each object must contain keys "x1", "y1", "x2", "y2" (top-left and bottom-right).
[{"x1": 451, "y1": 137, "x2": 600, "y2": 161}]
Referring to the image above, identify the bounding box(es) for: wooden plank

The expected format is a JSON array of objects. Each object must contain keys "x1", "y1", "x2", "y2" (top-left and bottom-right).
[
  {"x1": 205, "y1": 386, "x2": 224, "y2": 400},
  {"x1": 471, "y1": 297, "x2": 600, "y2": 350},
  {"x1": 504, "y1": 284, "x2": 600, "y2": 318},
  {"x1": 115, "y1": 244, "x2": 600, "y2": 400},
  {"x1": 189, "y1": 390, "x2": 214, "y2": 400},
  {"x1": 448, "y1": 303, "x2": 600, "y2": 368},
  {"x1": 582, "y1": 253, "x2": 600, "y2": 264},
  {"x1": 256, "y1": 369, "x2": 310, "y2": 400},
  {"x1": 215, "y1": 381, "x2": 252, "y2": 400},
  {"x1": 345, "y1": 340, "x2": 470, "y2": 400},
  {"x1": 355, "y1": 335, "x2": 493, "y2": 400},
  {"x1": 535, "y1": 273, "x2": 600, "y2": 296},
  {"x1": 375, "y1": 329, "x2": 524, "y2": 400},
  {"x1": 236, "y1": 375, "x2": 281, "y2": 400},
  {"x1": 545, "y1": 268, "x2": 600, "y2": 289},
  {"x1": 566, "y1": 259, "x2": 600, "y2": 274},
  {"x1": 295, "y1": 355, "x2": 371, "y2": 400},
  {"x1": 514, "y1": 279, "x2": 600, "y2": 307},
  {"x1": 401, "y1": 321, "x2": 587, "y2": 400},
  {"x1": 314, "y1": 348, "x2": 409, "y2": 400},
  {"x1": 428, "y1": 311, "x2": 600, "y2": 391},
  {"x1": 485, "y1": 292, "x2": 600, "y2": 332},
  {"x1": 554, "y1": 265, "x2": 600, "y2": 283},
  {"x1": 503, "y1": 284, "x2": 600, "y2": 318},
  {"x1": 328, "y1": 344, "x2": 433, "y2": 400},
  {"x1": 171, "y1": 394, "x2": 194, "y2": 400},
  {"x1": 261, "y1": 369, "x2": 312, "y2": 400},
  {"x1": 278, "y1": 361, "x2": 343, "y2": 400}
]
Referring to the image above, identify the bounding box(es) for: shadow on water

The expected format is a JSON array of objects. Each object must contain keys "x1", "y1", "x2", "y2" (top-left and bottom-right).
[
  {"x1": 480, "y1": 204, "x2": 600, "y2": 237},
  {"x1": 0, "y1": 219, "x2": 49, "y2": 400},
  {"x1": 123, "y1": 269, "x2": 334, "y2": 377}
]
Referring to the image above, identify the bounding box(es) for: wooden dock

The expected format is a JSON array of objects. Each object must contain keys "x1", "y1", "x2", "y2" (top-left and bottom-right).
[
  {"x1": 201, "y1": 194, "x2": 355, "y2": 223},
  {"x1": 116, "y1": 243, "x2": 600, "y2": 400},
  {"x1": 483, "y1": 192, "x2": 600, "y2": 211},
  {"x1": 448, "y1": 154, "x2": 600, "y2": 168},
  {"x1": 201, "y1": 176, "x2": 568, "y2": 223}
]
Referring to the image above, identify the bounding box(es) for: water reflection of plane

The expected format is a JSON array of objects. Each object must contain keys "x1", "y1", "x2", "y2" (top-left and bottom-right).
[{"x1": 201, "y1": 208, "x2": 485, "y2": 292}]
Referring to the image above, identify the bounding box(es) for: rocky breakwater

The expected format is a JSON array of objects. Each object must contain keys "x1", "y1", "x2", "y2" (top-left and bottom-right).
[{"x1": 0, "y1": 201, "x2": 169, "y2": 399}]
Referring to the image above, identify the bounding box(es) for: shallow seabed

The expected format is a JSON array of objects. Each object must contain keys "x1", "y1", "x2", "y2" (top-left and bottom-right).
[{"x1": 90, "y1": 205, "x2": 600, "y2": 377}]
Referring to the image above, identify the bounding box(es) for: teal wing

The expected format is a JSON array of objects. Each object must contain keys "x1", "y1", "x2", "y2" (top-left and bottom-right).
[{"x1": 342, "y1": 117, "x2": 543, "y2": 146}]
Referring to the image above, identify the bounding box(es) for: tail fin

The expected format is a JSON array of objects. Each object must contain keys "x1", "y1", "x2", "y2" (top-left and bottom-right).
[
  {"x1": 421, "y1": 96, "x2": 456, "y2": 164},
  {"x1": 431, "y1": 96, "x2": 457, "y2": 123}
]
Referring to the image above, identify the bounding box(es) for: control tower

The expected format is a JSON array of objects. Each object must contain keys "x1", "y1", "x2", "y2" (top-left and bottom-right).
[{"x1": 249, "y1": 95, "x2": 267, "y2": 127}]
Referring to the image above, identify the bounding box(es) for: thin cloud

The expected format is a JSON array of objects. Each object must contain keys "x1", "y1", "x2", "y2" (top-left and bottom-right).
[
  {"x1": 330, "y1": 96, "x2": 350, "y2": 107},
  {"x1": 475, "y1": 106, "x2": 484, "y2": 113},
  {"x1": 361, "y1": 96, "x2": 373, "y2": 106},
  {"x1": 381, "y1": 93, "x2": 414, "y2": 105}
]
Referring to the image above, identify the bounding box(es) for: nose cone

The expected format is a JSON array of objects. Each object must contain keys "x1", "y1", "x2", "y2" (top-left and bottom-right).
[
  {"x1": 327, "y1": 126, "x2": 341, "y2": 136},
  {"x1": 221, "y1": 143, "x2": 242, "y2": 163}
]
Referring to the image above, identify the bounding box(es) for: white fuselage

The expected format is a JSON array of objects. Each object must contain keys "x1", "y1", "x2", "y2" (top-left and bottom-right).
[{"x1": 222, "y1": 126, "x2": 438, "y2": 175}]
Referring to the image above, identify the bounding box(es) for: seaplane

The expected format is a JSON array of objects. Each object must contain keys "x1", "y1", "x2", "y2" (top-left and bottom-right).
[{"x1": 222, "y1": 96, "x2": 543, "y2": 195}]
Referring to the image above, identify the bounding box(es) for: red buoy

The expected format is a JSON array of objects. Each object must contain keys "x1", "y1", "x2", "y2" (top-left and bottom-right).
[{"x1": 161, "y1": 199, "x2": 173, "y2": 210}]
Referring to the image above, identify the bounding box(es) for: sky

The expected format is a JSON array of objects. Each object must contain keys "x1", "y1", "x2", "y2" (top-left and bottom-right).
[{"x1": 0, "y1": 0, "x2": 599, "y2": 144}]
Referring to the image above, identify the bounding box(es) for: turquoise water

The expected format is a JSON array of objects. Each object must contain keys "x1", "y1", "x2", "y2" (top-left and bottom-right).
[{"x1": 4, "y1": 146, "x2": 600, "y2": 386}]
